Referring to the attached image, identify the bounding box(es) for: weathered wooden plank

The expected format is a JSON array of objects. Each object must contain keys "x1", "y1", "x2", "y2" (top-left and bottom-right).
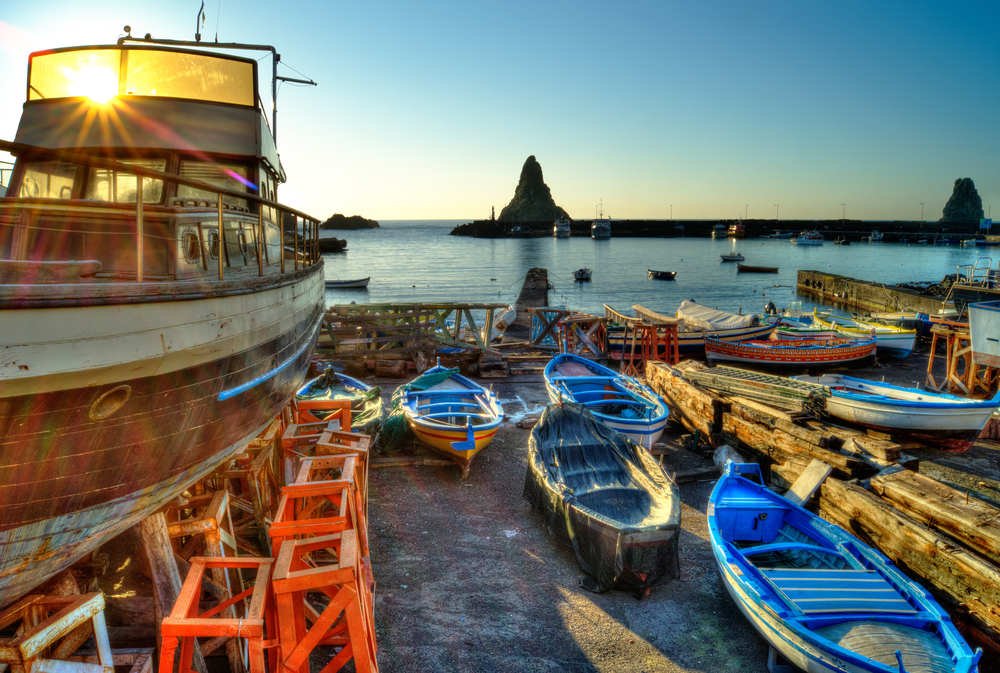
[
  {"x1": 871, "y1": 469, "x2": 1000, "y2": 562},
  {"x1": 785, "y1": 459, "x2": 833, "y2": 506},
  {"x1": 819, "y1": 478, "x2": 1000, "y2": 638}
]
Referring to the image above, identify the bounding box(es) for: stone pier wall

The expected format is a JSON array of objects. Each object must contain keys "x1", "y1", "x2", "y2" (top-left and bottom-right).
[{"x1": 797, "y1": 270, "x2": 953, "y2": 314}]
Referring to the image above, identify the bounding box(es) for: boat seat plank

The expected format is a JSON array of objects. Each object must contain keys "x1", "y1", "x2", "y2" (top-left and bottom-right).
[
  {"x1": 743, "y1": 542, "x2": 836, "y2": 558},
  {"x1": 761, "y1": 569, "x2": 917, "y2": 615},
  {"x1": 419, "y1": 412, "x2": 493, "y2": 421},
  {"x1": 416, "y1": 401, "x2": 481, "y2": 410},
  {"x1": 719, "y1": 493, "x2": 787, "y2": 510}
]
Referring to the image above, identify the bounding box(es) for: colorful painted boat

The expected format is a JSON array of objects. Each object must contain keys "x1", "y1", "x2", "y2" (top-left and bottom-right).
[
  {"x1": 812, "y1": 309, "x2": 916, "y2": 359},
  {"x1": 524, "y1": 402, "x2": 680, "y2": 594},
  {"x1": 607, "y1": 302, "x2": 776, "y2": 359},
  {"x1": 296, "y1": 370, "x2": 385, "y2": 437},
  {"x1": 325, "y1": 277, "x2": 370, "y2": 289},
  {"x1": 400, "y1": 364, "x2": 503, "y2": 477},
  {"x1": 0, "y1": 39, "x2": 325, "y2": 607},
  {"x1": 543, "y1": 353, "x2": 669, "y2": 449},
  {"x1": 705, "y1": 334, "x2": 877, "y2": 371},
  {"x1": 771, "y1": 318, "x2": 839, "y2": 341},
  {"x1": 709, "y1": 461, "x2": 981, "y2": 673},
  {"x1": 794, "y1": 374, "x2": 1000, "y2": 453}
]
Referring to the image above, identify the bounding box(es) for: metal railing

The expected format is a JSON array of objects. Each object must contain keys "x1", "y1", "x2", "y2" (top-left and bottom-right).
[{"x1": 0, "y1": 139, "x2": 320, "y2": 283}]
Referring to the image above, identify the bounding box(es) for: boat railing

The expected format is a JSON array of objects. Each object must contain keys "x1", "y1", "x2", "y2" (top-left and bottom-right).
[
  {"x1": 957, "y1": 257, "x2": 994, "y2": 287},
  {"x1": 0, "y1": 139, "x2": 321, "y2": 284}
]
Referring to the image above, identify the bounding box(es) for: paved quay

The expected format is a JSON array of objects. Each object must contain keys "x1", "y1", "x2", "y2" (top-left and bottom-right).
[{"x1": 365, "y1": 347, "x2": 1000, "y2": 673}]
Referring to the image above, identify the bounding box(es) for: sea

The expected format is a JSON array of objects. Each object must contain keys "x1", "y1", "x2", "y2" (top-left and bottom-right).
[{"x1": 320, "y1": 220, "x2": 989, "y2": 318}]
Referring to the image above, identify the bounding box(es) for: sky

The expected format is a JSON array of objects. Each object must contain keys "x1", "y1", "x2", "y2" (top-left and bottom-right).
[{"x1": 1, "y1": 1, "x2": 998, "y2": 222}]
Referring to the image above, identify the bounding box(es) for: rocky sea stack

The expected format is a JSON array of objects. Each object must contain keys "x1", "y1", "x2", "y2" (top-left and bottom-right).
[
  {"x1": 320, "y1": 214, "x2": 379, "y2": 230},
  {"x1": 498, "y1": 156, "x2": 570, "y2": 222},
  {"x1": 940, "y1": 178, "x2": 984, "y2": 224}
]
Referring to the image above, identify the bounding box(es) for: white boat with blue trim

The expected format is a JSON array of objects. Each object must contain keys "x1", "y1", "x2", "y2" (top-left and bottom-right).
[
  {"x1": 710, "y1": 461, "x2": 982, "y2": 673},
  {"x1": 793, "y1": 374, "x2": 1000, "y2": 453},
  {"x1": 812, "y1": 310, "x2": 916, "y2": 359},
  {"x1": 543, "y1": 353, "x2": 669, "y2": 449}
]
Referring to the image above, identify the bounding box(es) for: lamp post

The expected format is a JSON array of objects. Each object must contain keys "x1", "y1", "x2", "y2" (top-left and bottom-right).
[
  {"x1": 841, "y1": 203, "x2": 845, "y2": 228},
  {"x1": 919, "y1": 202, "x2": 924, "y2": 234},
  {"x1": 745, "y1": 204, "x2": 749, "y2": 220},
  {"x1": 775, "y1": 204, "x2": 779, "y2": 221},
  {"x1": 670, "y1": 204, "x2": 673, "y2": 221}
]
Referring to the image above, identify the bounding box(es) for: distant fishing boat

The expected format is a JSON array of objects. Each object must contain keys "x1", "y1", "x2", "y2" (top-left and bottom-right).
[
  {"x1": 325, "y1": 277, "x2": 370, "y2": 289},
  {"x1": 737, "y1": 264, "x2": 779, "y2": 273},
  {"x1": 709, "y1": 461, "x2": 982, "y2": 673},
  {"x1": 790, "y1": 231, "x2": 824, "y2": 245},
  {"x1": 648, "y1": 269, "x2": 677, "y2": 280},
  {"x1": 720, "y1": 252, "x2": 745, "y2": 262},
  {"x1": 573, "y1": 268, "x2": 593, "y2": 281},
  {"x1": 833, "y1": 237, "x2": 850, "y2": 245},
  {"x1": 728, "y1": 220, "x2": 746, "y2": 238},
  {"x1": 711, "y1": 223, "x2": 728, "y2": 238},
  {"x1": 553, "y1": 218, "x2": 571, "y2": 238},
  {"x1": 543, "y1": 353, "x2": 669, "y2": 449},
  {"x1": 794, "y1": 374, "x2": 1000, "y2": 453},
  {"x1": 591, "y1": 201, "x2": 611, "y2": 239}
]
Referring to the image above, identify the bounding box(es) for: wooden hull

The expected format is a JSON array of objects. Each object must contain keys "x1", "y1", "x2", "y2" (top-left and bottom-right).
[
  {"x1": 608, "y1": 322, "x2": 776, "y2": 358},
  {"x1": 795, "y1": 374, "x2": 1000, "y2": 453},
  {"x1": 709, "y1": 463, "x2": 979, "y2": 673},
  {"x1": 544, "y1": 354, "x2": 669, "y2": 449},
  {"x1": 705, "y1": 336, "x2": 877, "y2": 371},
  {"x1": 0, "y1": 266, "x2": 324, "y2": 607},
  {"x1": 402, "y1": 366, "x2": 503, "y2": 477}
]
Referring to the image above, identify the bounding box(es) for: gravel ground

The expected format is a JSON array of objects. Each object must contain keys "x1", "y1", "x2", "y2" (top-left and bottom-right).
[{"x1": 366, "y1": 341, "x2": 1000, "y2": 673}]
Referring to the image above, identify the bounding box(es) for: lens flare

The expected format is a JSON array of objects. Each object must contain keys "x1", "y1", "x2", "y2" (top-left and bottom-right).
[{"x1": 64, "y1": 65, "x2": 118, "y2": 104}]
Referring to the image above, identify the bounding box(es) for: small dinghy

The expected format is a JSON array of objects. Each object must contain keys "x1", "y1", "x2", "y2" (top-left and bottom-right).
[
  {"x1": 524, "y1": 402, "x2": 681, "y2": 594},
  {"x1": 710, "y1": 461, "x2": 982, "y2": 673},
  {"x1": 400, "y1": 362, "x2": 503, "y2": 477},
  {"x1": 543, "y1": 353, "x2": 669, "y2": 449},
  {"x1": 573, "y1": 268, "x2": 593, "y2": 281},
  {"x1": 296, "y1": 369, "x2": 385, "y2": 437},
  {"x1": 647, "y1": 269, "x2": 677, "y2": 280},
  {"x1": 793, "y1": 374, "x2": 1000, "y2": 453}
]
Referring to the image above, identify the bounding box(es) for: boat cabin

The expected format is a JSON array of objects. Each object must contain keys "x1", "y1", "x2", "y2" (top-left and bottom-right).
[{"x1": 0, "y1": 44, "x2": 307, "y2": 283}]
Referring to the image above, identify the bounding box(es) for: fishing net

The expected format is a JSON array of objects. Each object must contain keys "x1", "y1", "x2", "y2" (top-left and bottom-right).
[
  {"x1": 296, "y1": 369, "x2": 385, "y2": 440},
  {"x1": 380, "y1": 367, "x2": 461, "y2": 452}
]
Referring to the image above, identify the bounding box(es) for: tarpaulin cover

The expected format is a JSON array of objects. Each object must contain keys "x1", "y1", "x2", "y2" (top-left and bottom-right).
[
  {"x1": 296, "y1": 370, "x2": 385, "y2": 439},
  {"x1": 676, "y1": 300, "x2": 760, "y2": 330},
  {"x1": 523, "y1": 402, "x2": 681, "y2": 593},
  {"x1": 381, "y1": 367, "x2": 461, "y2": 451}
]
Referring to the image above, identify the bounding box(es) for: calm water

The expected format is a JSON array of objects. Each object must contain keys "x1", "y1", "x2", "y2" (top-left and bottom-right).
[{"x1": 321, "y1": 221, "x2": 989, "y2": 317}]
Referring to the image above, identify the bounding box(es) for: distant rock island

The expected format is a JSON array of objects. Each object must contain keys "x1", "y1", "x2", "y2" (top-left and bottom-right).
[
  {"x1": 940, "y1": 178, "x2": 984, "y2": 224},
  {"x1": 498, "y1": 155, "x2": 571, "y2": 222},
  {"x1": 320, "y1": 214, "x2": 379, "y2": 230},
  {"x1": 450, "y1": 155, "x2": 570, "y2": 237}
]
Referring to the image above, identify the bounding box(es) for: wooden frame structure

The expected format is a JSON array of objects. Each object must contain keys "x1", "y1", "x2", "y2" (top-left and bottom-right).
[
  {"x1": 604, "y1": 305, "x2": 681, "y2": 376},
  {"x1": 319, "y1": 303, "x2": 509, "y2": 359},
  {"x1": 0, "y1": 593, "x2": 113, "y2": 673},
  {"x1": 927, "y1": 323, "x2": 999, "y2": 397}
]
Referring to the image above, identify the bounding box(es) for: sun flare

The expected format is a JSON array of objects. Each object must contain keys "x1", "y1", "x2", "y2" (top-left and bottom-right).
[{"x1": 64, "y1": 65, "x2": 118, "y2": 104}]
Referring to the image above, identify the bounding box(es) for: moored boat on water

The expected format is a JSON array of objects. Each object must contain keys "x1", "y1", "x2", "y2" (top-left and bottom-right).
[
  {"x1": 710, "y1": 461, "x2": 982, "y2": 673},
  {"x1": 544, "y1": 353, "x2": 669, "y2": 449},
  {"x1": 794, "y1": 374, "x2": 1000, "y2": 453},
  {"x1": 791, "y1": 230, "x2": 824, "y2": 245},
  {"x1": 573, "y1": 268, "x2": 593, "y2": 281},
  {"x1": 0, "y1": 37, "x2": 325, "y2": 605},
  {"x1": 400, "y1": 362, "x2": 503, "y2": 477},
  {"x1": 325, "y1": 277, "x2": 370, "y2": 289},
  {"x1": 523, "y1": 402, "x2": 681, "y2": 594},
  {"x1": 737, "y1": 263, "x2": 779, "y2": 273},
  {"x1": 591, "y1": 202, "x2": 611, "y2": 239},
  {"x1": 705, "y1": 334, "x2": 877, "y2": 371},
  {"x1": 553, "y1": 218, "x2": 571, "y2": 238},
  {"x1": 720, "y1": 252, "x2": 745, "y2": 262},
  {"x1": 728, "y1": 220, "x2": 745, "y2": 238},
  {"x1": 647, "y1": 269, "x2": 676, "y2": 280}
]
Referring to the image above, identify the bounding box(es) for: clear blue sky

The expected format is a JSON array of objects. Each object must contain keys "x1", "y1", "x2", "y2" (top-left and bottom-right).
[{"x1": 2, "y1": 1, "x2": 998, "y2": 222}]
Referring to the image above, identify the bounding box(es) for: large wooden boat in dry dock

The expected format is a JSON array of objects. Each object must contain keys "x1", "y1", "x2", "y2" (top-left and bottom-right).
[{"x1": 0, "y1": 37, "x2": 324, "y2": 606}]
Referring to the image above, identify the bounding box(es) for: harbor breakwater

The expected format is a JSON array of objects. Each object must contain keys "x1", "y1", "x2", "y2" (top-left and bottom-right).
[
  {"x1": 451, "y1": 218, "x2": 988, "y2": 240},
  {"x1": 797, "y1": 269, "x2": 954, "y2": 314}
]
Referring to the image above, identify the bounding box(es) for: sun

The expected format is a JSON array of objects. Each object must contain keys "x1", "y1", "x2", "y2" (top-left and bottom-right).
[{"x1": 64, "y1": 64, "x2": 118, "y2": 104}]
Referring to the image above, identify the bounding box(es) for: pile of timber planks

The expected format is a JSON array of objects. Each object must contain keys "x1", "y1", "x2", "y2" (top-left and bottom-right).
[
  {"x1": 819, "y1": 472, "x2": 1000, "y2": 657},
  {"x1": 645, "y1": 361, "x2": 911, "y2": 483},
  {"x1": 676, "y1": 361, "x2": 829, "y2": 413}
]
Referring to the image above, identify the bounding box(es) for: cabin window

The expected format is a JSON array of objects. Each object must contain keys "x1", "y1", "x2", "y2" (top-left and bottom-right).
[
  {"x1": 207, "y1": 231, "x2": 220, "y2": 260},
  {"x1": 177, "y1": 162, "x2": 249, "y2": 210},
  {"x1": 19, "y1": 161, "x2": 77, "y2": 199},
  {"x1": 85, "y1": 160, "x2": 165, "y2": 204},
  {"x1": 181, "y1": 230, "x2": 201, "y2": 264}
]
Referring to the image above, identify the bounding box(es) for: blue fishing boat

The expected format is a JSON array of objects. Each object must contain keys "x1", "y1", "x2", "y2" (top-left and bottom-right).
[
  {"x1": 543, "y1": 353, "x2": 669, "y2": 449},
  {"x1": 709, "y1": 461, "x2": 981, "y2": 673}
]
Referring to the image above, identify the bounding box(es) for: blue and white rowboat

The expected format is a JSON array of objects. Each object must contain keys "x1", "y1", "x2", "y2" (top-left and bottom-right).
[
  {"x1": 543, "y1": 353, "x2": 669, "y2": 449},
  {"x1": 710, "y1": 461, "x2": 981, "y2": 673}
]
